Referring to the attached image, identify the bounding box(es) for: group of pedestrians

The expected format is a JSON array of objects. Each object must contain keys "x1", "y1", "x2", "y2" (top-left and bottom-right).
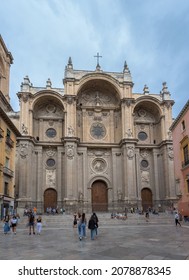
[
  {"x1": 73, "y1": 212, "x2": 99, "y2": 241},
  {"x1": 3, "y1": 210, "x2": 42, "y2": 235},
  {"x1": 3, "y1": 214, "x2": 18, "y2": 234}
]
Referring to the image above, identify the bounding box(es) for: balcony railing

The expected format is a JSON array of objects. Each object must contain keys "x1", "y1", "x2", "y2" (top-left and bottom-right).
[
  {"x1": 0, "y1": 127, "x2": 4, "y2": 138},
  {"x1": 5, "y1": 136, "x2": 14, "y2": 148},
  {"x1": 3, "y1": 166, "x2": 14, "y2": 177}
]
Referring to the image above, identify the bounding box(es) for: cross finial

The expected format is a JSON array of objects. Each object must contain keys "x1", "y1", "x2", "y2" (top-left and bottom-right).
[{"x1": 94, "y1": 52, "x2": 102, "y2": 69}]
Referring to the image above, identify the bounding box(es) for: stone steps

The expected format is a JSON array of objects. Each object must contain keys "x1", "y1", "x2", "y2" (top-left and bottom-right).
[{"x1": 6, "y1": 212, "x2": 176, "y2": 230}]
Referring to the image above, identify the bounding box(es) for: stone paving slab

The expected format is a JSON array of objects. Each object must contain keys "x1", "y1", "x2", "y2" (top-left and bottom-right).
[{"x1": 0, "y1": 213, "x2": 189, "y2": 260}]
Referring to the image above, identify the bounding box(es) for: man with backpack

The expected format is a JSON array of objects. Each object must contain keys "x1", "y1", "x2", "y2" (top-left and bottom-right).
[{"x1": 28, "y1": 210, "x2": 35, "y2": 235}]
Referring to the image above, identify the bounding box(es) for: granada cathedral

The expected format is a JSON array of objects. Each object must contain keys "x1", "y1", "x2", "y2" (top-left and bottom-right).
[{"x1": 9, "y1": 55, "x2": 177, "y2": 213}]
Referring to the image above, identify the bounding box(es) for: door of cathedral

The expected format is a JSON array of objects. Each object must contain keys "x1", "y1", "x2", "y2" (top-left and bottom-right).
[
  {"x1": 92, "y1": 180, "x2": 108, "y2": 212},
  {"x1": 44, "y1": 188, "x2": 57, "y2": 212},
  {"x1": 141, "y1": 188, "x2": 152, "y2": 211}
]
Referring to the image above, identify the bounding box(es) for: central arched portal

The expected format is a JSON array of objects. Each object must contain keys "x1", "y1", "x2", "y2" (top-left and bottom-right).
[
  {"x1": 44, "y1": 188, "x2": 57, "y2": 212},
  {"x1": 141, "y1": 188, "x2": 153, "y2": 211},
  {"x1": 91, "y1": 180, "x2": 108, "y2": 212}
]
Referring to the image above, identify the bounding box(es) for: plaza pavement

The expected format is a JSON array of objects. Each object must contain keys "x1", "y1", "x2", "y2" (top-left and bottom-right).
[{"x1": 0, "y1": 212, "x2": 189, "y2": 260}]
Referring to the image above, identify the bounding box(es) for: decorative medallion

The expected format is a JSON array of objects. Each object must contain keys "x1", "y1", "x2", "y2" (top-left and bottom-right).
[
  {"x1": 92, "y1": 158, "x2": 107, "y2": 173},
  {"x1": 46, "y1": 104, "x2": 56, "y2": 113},
  {"x1": 66, "y1": 145, "x2": 74, "y2": 160},
  {"x1": 127, "y1": 146, "x2": 135, "y2": 159},
  {"x1": 90, "y1": 122, "x2": 106, "y2": 139},
  {"x1": 20, "y1": 143, "x2": 28, "y2": 158}
]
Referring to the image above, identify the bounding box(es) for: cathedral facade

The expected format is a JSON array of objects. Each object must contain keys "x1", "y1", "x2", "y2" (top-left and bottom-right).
[{"x1": 12, "y1": 58, "x2": 178, "y2": 213}]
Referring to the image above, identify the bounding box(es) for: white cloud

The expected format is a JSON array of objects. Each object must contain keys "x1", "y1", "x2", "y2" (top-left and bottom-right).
[{"x1": 1, "y1": 0, "x2": 189, "y2": 116}]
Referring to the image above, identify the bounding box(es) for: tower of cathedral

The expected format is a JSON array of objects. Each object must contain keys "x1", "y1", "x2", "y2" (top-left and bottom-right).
[{"x1": 12, "y1": 57, "x2": 177, "y2": 213}]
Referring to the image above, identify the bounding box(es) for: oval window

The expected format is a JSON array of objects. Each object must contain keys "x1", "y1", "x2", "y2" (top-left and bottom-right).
[
  {"x1": 46, "y1": 128, "x2": 57, "y2": 138},
  {"x1": 46, "y1": 158, "x2": 55, "y2": 167},
  {"x1": 141, "y1": 159, "x2": 149, "y2": 168},
  {"x1": 138, "y1": 131, "x2": 148, "y2": 141}
]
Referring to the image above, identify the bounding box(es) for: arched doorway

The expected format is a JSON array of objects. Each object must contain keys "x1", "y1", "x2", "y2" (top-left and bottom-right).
[
  {"x1": 141, "y1": 188, "x2": 153, "y2": 211},
  {"x1": 91, "y1": 180, "x2": 108, "y2": 212},
  {"x1": 44, "y1": 188, "x2": 57, "y2": 212}
]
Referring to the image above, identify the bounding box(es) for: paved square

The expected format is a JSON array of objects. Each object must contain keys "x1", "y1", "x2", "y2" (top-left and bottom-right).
[{"x1": 0, "y1": 213, "x2": 189, "y2": 260}]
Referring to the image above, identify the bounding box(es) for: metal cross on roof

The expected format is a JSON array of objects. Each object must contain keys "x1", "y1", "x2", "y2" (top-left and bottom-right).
[{"x1": 94, "y1": 52, "x2": 102, "y2": 68}]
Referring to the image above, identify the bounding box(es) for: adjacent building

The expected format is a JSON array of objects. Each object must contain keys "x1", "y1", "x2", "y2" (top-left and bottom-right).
[
  {"x1": 170, "y1": 100, "x2": 189, "y2": 216},
  {"x1": 0, "y1": 35, "x2": 21, "y2": 219}
]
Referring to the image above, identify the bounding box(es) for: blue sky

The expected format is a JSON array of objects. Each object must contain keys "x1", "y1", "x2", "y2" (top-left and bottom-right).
[{"x1": 1, "y1": 0, "x2": 189, "y2": 118}]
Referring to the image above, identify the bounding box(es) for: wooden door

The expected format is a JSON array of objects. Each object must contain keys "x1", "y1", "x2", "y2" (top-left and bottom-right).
[
  {"x1": 141, "y1": 188, "x2": 152, "y2": 211},
  {"x1": 92, "y1": 180, "x2": 108, "y2": 212},
  {"x1": 44, "y1": 188, "x2": 57, "y2": 212}
]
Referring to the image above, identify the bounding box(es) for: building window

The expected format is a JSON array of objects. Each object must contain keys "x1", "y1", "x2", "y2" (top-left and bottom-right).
[
  {"x1": 187, "y1": 179, "x2": 189, "y2": 193},
  {"x1": 6, "y1": 129, "x2": 11, "y2": 137},
  {"x1": 46, "y1": 128, "x2": 57, "y2": 138},
  {"x1": 183, "y1": 145, "x2": 189, "y2": 166},
  {"x1": 138, "y1": 131, "x2": 148, "y2": 141},
  {"x1": 90, "y1": 123, "x2": 106, "y2": 139},
  {"x1": 5, "y1": 157, "x2": 10, "y2": 168},
  {"x1": 4, "y1": 182, "x2": 9, "y2": 196},
  {"x1": 182, "y1": 120, "x2": 185, "y2": 131},
  {"x1": 46, "y1": 158, "x2": 56, "y2": 167},
  {"x1": 141, "y1": 159, "x2": 149, "y2": 168}
]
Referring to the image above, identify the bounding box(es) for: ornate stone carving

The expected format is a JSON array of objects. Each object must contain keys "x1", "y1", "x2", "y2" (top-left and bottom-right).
[
  {"x1": 20, "y1": 143, "x2": 28, "y2": 158},
  {"x1": 117, "y1": 189, "x2": 123, "y2": 201},
  {"x1": 46, "y1": 147, "x2": 56, "y2": 157},
  {"x1": 134, "y1": 109, "x2": 155, "y2": 123},
  {"x1": 141, "y1": 170, "x2": 150, "y2": 188},
  {"x1": 46, "y1": 169, "x2": 56, "y2": 188},
  {"x1": 68, "y1": 125, "x2": 74, "y2": 136},
  {"x1": 78, "y1": 190, "x2": 84, "y2": 202},
  {"x1": 79, "y1": 90, "x2": 118, "y2": 107},
  {"x1": 167, "y1": 130, "x2": 172, "y2": 140},
  {"x1": 140, "y1": 149, "x2": 149, "y2": 158},
  {"x1": 168, "y1": 147, "x2": 174, "y2": 160},
  {"x1": 127, "y1": 146, "x2": 134, "y2": 159},
  {"x1": 92, "y1": 158, "x2": 107, "y2": 173},
  {"x1": 21, "y1": 123, "x2": 28, "y2": 135},
  {"x1": 46, "y1": 104, "x2": 56, "y2": 113},
  {"x1": 66, "y1": 145, "x2": 74, "y2": 160},
  {"x1": 126, "y1": 128, "x2": 133, "y2": 138}
]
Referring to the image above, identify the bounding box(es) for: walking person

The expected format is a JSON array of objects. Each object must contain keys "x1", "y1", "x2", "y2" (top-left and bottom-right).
[
  {"x1": 92, "y1": 212, "x2": 99, "y2": 236},
  {"x1": 145, "y1": 210, "x2": 149, "y2": 222},
  {"x1": 88, "y1": 215, "x2": 96, "y2": 240},
  {"x1": 175, "y1": 212, "x2": 181, "y2": 227},
  {"x1": 36, "y1": 216, "x2": 42, "y2": 235},
  {"x1": 10, "y1": 215, "x2": 18, "y2": 234},
  {"x1": 78, "y1": 213, "x2": 86, "y2": 240},
  {"x1": 73, "y1": 212, "x2": 78, "y2": 228},
  {"x1": 28, "y1": 210, "x2": 36, "y2": 235},
  {"x1": 3, "y1": 215, "x2": 10, "y2": 234}
]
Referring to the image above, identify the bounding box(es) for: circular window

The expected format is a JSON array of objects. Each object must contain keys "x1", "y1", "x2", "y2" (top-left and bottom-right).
[
  {"x1": 46, "y1": 158, "x2": 55, "y2": 167},
  {"x1": 46, "y1": 128, "x2": 57, "y2": 138},
  {"x1": 138, "y1": 131, "x2": 148, "y2": 141},
  {"x1": 90, "y1": 123, "x2": 106, "y2": 139},
  {"x1": 141, "y1": 160, "x2": 149, "y2": 168}
]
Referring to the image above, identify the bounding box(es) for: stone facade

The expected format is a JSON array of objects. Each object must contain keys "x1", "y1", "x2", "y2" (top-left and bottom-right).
[{"x1": 12, "y1": 58, "x2": 177, "y2": 213}]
